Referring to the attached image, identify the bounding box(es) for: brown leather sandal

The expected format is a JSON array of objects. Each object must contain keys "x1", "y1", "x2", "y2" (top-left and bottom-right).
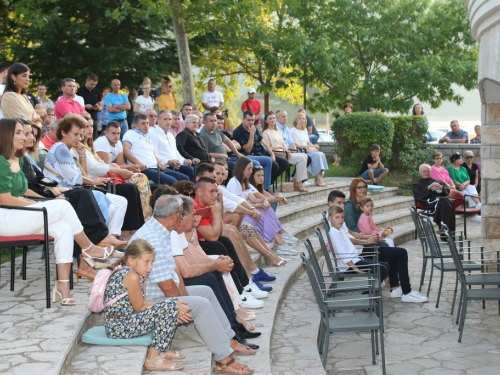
[
  {"x1": 213, "y1": 357, "x2": 254, "y2": 374},
  {"x1": 230, "y1": 339, "x2": 256, "y2": 356},
  {"x1": 144, "y1": 356, "x2": 183, "y2": 371}
]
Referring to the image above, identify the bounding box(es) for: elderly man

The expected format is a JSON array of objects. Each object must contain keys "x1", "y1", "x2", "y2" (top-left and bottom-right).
[
  {"x1": 439, "y1": 120, "x2": 469, "y2": 144},
  {"x1": 131, "y1": 196, "x2": 257, "y2": 370},
  {"x1": 54, "y1": 78, "x2": 86, "y2": 119},
  {"x1": 103, "y1": 79, "x2": 130, "y2": 140},
  {"x1": 150, "y1": 109, "x2": 195, "y2": 181},
  {"x1": 123, "y1": 114, "x2": 189, "y2": 185},
  {"x1": 176, "y1": 114, "x2": 212, "y2": 164},
  {"x1": 413, "y1": 164, "x2": 456, "y2": 235}
]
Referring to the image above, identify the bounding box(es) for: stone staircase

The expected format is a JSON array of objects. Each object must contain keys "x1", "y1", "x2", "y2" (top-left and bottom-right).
[{"x1": 0, "y1": 177, "x2": 417, "y2": 375}]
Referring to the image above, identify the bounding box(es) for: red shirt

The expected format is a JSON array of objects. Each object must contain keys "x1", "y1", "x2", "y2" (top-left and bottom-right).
[
  {"x1": 41, "y1": 134, "x2": 57, "y2": 150},
  {"x1": 194, "y1": 197, "x2": 212, "y2": 240},
  {"x1": 241, "y1": 99, "x2": 262, "y2": 124},
  {"x1": 54, "y1": 97, "x2": 85, "y2": 119}
]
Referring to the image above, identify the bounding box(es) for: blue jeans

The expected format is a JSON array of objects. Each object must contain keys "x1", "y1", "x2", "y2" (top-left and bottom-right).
[
  {"x1": 115, "y1": 119, "x2": 129, "y2": 141},
  {"x1": 309, "y1": 134, "x2": 319, "y2": 144},
  {"x1": 176, "y1": 165, "x2": 195, "y2": 182},
  {"x1": 230, "y1": 155, "x2": 272, "y2": 190},
  {"x1": 361, "y1": 168, "x2": 388, "y2": 181},
  {"x1": 143, "y1": 167, "x2": 188, "y2": 186}
]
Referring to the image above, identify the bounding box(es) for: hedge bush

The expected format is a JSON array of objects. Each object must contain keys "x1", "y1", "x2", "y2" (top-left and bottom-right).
[
  {"x1": 332, "y1": 112, "x2": 394, "y2": 170},
  {"x1": 389, "y1": 115, "x2": 429, "y2": 169}
]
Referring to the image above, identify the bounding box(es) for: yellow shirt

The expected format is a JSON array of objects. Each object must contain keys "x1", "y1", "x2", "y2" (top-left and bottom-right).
[{"x1": 158, "y1": 94, "x2": 180, "y2": 111}]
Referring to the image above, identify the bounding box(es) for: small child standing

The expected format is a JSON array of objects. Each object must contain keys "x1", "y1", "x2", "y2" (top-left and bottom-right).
[
  {"x1": 104, "y1": 239, "x2": 192, "y2": 371},
  {"x1": 357, "y1": 196, "x2": 395, "y2": 247}
]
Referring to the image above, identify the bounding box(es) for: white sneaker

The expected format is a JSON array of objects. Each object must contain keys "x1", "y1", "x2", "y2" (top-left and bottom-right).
[
  {"x1": 471, "y1": 215, "x2": 482, "y2": 223},
  {"x1": 276, "y1": 244, "x2": 298, "y2": 256},
  {"x1": 475, "y1": 203, "x2": 482, "y2": 210},
  {"x1": 281, "y1": 232, "x2": 299, "y2": 244},
  {"x1": 241, "y1": 293, "x2": 264, "y2": 308},
  {"x1": 389, "y1": 286, "x2": 402, "y2": 298},
  {"x1": 303, "y1": 181, "x2": 311, "y2": 187},
  {"x1": 401, "y1": 290, "x2": 429, "y2": 303},
  {"x1": 245, "y1": 284, "x2": 269, "y2": 299}
]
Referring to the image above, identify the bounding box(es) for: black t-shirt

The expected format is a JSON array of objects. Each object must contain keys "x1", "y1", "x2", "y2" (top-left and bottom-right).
[
  {"x1": 360, "y1": 154, "x2": 376, "y2": 175},
  {"x1": 462, "y1": 162, "x2": 479, "y2": 185},
  {"x1": 232, "y1": 124, "x2": 264, "y2": 155},
  {"x1": 26, "y1": 92, "x2": 40, "y2": 108},
  {"x1": 77, "y1": 86, "x2": 102, "y2": 121},
  {"x1": 306, "y1": 115, "x2": 319, "y2": 136}
]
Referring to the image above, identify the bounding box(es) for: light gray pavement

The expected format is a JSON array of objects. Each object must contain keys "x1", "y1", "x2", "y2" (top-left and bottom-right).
[{"x1": 271, "y1": 219, "x2": 500, "y2": 375}]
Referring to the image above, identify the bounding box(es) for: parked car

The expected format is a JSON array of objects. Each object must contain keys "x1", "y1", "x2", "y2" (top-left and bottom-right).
[
  {"x1": 318, "y1": 133, "x2": 335, "y2": 142},
  {"x1": 425, "y1": 130, "x2": 446, "y2": 143}
]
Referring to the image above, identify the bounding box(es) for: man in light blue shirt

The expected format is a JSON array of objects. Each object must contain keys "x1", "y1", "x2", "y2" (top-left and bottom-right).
[
  {"x1": 439, "y1": 120, "x2": 468, "y2": 143},
  {"x1": 103, "y1": 79, "x2": 130, "y2": 139}
]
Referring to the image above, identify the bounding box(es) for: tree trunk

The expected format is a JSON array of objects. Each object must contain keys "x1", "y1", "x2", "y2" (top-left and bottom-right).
[
  {"x1": 264, "y1": 92, "x2": 270, "y2": 113},
  {"x1": 170, "y1": 0, "x2": 196, "y2": 105}
]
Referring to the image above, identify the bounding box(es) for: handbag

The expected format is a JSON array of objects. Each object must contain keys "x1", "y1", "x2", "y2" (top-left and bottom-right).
[{"x1": 106, "y1": 173, "x2": 125, "y2": 185}]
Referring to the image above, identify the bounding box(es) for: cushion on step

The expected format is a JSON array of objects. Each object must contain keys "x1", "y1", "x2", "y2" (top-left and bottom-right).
[
  {"x1": 367, "y1": 185, "x2": 384, "y2": 192},
  {"x1": 82, "y1": 326, "x2": 152, "y2": 346}
]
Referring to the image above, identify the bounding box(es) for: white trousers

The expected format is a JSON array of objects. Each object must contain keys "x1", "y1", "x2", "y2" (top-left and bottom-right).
[
  {"x1": 0, "y1": 200, "x2": 83, "y2": 264},
  {"x1": 462, "y1": 185, "x2": 480, "y2": 207},
  {"x1": 288, "y1": 153, "x2": 309, "y2": 181},
  {"x1": 106, "y1": 193, "x2": 128, "y2": 235}
]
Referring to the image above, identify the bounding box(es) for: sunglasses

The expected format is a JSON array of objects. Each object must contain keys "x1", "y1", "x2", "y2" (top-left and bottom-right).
[{"x1": 465, "y1": 156, "x2": 473, "y2": 159}]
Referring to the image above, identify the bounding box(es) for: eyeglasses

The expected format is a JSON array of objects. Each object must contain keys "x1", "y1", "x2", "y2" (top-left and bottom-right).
[
  {"x1": 465, "y1": 156, "x2": 473, "y2": 159},
  {"x1": 168, "y1": 85, "x2": 173, "y2": 88},
  {"x1": 356, "y1": 186, "x2": 367, "y2": 190}
]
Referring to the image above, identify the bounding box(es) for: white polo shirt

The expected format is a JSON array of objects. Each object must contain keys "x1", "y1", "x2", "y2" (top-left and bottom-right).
[
  {"x1": 150, "y1": 125, "x2": 185, "y2": 164},
  {"x1": 122, "y1": 129, "x2": 157, "y2": 168}
]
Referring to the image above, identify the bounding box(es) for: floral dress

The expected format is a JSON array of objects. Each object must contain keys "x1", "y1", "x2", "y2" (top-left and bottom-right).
[{"x1": 104, "y1": 266, "x2": 179, "y2": 352}]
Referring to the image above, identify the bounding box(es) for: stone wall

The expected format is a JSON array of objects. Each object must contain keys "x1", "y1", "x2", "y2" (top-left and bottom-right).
[
  {"x1": 317, "y1": 141, "x2": 336, "y2": 163},
  {"x1": 423, "y1": 143, "x2": 481, "y2": 164}
]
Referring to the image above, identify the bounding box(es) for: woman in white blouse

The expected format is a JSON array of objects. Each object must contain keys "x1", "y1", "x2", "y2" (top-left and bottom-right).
[
  {"x1": 133, "y1": 82, "x2": 155, "y2": 115},
  {"x1": 289, "y1": 112, "x2": 328, "y2": 187}
]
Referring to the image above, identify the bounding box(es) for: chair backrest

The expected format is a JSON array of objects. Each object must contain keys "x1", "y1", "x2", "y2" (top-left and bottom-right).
[
  {"x1": 443, "y1": 229, "x2": 466, "y2": 284},
  {"x1": 420, "y1": 215, "x2": 444, "y2": 259},
  {"x1": 300, "y1": 252, "x2": 329, "y2": 320},
  {"x1": 410, "y1": 207, "x2": 429, "y2": 254},
  {"x1": 320, "y1": 217, "x2": 341, "y2": 270},
  {"x1": 304, "y1": 238, "x2": 326, "y2": 294},
  {"x1": 315, "y1": 226, "x2": 337, "y2": 275},
  {"x1": 448, "y1": 189, "x2": 465, "y2": 208}
]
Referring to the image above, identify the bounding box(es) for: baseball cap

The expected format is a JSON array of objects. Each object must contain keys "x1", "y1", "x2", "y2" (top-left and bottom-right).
[{"x1": 247, "y1": 88, "x2": 256, "y2": 94}]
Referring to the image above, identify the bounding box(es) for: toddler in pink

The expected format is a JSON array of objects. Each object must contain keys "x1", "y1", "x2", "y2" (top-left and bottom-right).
[{"x1": 357, "y1": 196, "x2": 395, "y2": 247}]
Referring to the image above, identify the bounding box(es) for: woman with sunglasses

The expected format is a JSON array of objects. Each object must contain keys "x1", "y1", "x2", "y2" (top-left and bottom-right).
[
  {"x1": 1, "y1": 63, "x2": 43, "y2": 127},
  {"x1": 447, "y1": 152, "x2": 481, "y2": 216},
  {"x1": 462, "y1": 150, "x2": 480, "y2": 193},
  {"x1": 158, "y1": 78, "x2": 180, "y2": 111}
]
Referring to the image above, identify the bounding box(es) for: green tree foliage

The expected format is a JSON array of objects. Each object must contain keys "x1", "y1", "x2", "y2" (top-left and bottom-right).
[
  {"x1": 301, "y1": 0, "x2": 477, "y2": 114},
  {"x1": 332, "y1": 113, "x2": 394, "y2": 169},
  {"x1": 1, "y1": 0, "x2": 178, "y2": 93},
  {"x1": 389, "y1": 115, "x2": 428, "y2": 169}
]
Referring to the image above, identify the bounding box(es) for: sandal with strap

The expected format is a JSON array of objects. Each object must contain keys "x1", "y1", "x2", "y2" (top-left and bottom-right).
[
  {"x1": 161, "y1": 350, "x2": 186, "y2": 359},
  {"x1": 230, "y1": 339, "x2": 256, "y2": 356},
  {"x1": 81, "y1": 244, "x2": 113, "y2": 268},
  {"x1": 98, "y1": 234, "x2": 128, "y2": 250},
  {"x1": 144, "y1": 356, "x2": 183, "y2": 371},
  {"x1": 214, "y1": 357, "x2": 254, "y2": 374},
  {"x1": 76, "y1": 258, "x2": 97, "y2": 282},
  {"x1": 52, "y1": 280, "x2": 76, "y2": 306},
  {"x1": 264, "y1": 251, "x2": 287, "y2": 267}
]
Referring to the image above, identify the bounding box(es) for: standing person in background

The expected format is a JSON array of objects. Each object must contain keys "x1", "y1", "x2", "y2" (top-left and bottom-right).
[
  {"x1": 0, "y1": 62, "x2": 9, "y2": 119},
  {"x1": 103, "y1": 79, "x2": 130, "y2": 140},
  {"x1": 98, "y1": 87, "x2": 111, "y2": 133},
  {"x1": 138, "y1": 77, "x2": 160, "y2": 102},
  {"x1": 344, "y1": 102, "x2": 353, "y2": 114},
  {"x1": 222, "y1": 110, "x2": 235, "y2": 134},
  {"x1": 158, "y1": 78, "x2": 180, "y2": 111},
  {"x1": 77, "y1": 74, "x2": 102, "y2": 139},
  {"x1": 298, "y1": 108, "x2": 319, "y2": 144},
  {"x1": 240, "y1": 88, "x2": 262, "y2": 128},
  {"x1": 133, "y1": 83, "x2": 155, "y2": 116},
  {"x1": 201, "y1": 79, "x2": 224, "y2": 114},
  {"x1": 470, "y1": 125, "x2": 481, "y2": 144},
  {"x1": 412, "y1": 103, "x2": 424, "y2": 116},
  {"x1": 36, "y1": 84, "x2": 54, "y2": 111},
  {"x1": 54, "y1": 78, "x2": 86, "y2": 119},
  {"x1": 127, "y1": 89, "x2": 137, "y2": 129}
]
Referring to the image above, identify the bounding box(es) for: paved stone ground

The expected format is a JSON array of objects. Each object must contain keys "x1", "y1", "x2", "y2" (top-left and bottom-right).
[{"x1": 271, "y1": 219, "x2": 500, "y2": 375}]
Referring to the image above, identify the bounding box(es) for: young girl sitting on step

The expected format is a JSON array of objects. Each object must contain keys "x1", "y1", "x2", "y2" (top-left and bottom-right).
[{"x1": 104, "y1": 239, "x2": 192, "y2": 371}]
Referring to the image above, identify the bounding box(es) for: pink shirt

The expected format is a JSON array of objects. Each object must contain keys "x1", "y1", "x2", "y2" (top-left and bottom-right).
[
  {"x1": 358, "y1": 213, "x2": 379, "y2": 235},
  {"x1": 54, "y1": 97, "x2": 85, "y2": 119},
  {"x1": 170, "y1": 121, "x2": 186, "y2": 137},
  {"x1": 431, "y1": 165, "x2": 453, "y2": 185}
]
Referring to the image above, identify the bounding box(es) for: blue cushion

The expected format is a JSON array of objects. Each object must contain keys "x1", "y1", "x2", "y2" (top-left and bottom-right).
[
  {"x1": 367, "y1": 185, "x2": 384, "y2": 192},
  {"x1": 82, "y1": 326, "x2": 152, "y2": 346}
]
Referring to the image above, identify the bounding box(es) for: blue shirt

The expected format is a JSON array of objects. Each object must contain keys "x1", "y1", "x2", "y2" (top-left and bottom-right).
[
  {"x1": 130, "y1": 217, "x2": 179, "y2": 300},
  {"x1": 445, "y1": 129, "x2": 468, "y2": 143},
  {"x1": 103, "y1": 92, "x2": 128, "y2": 121},
  {"x1": 277, "y1": 122, "x2": 292, "y2": 148}
]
